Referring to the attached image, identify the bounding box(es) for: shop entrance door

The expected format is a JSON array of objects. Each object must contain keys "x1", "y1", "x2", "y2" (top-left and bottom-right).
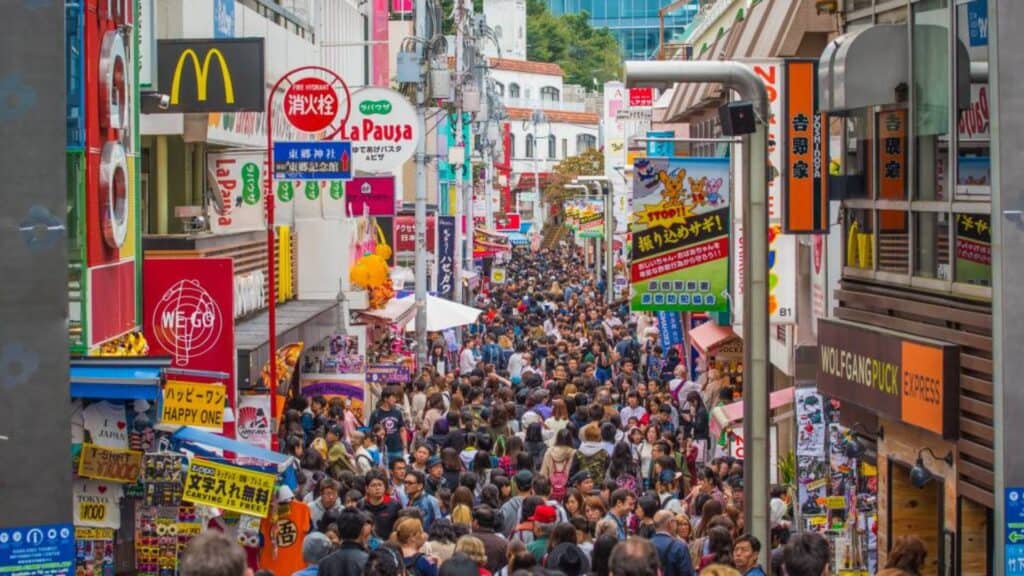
[{"x1": 888, "y1": 460, "x2": 944, "y2": 576}]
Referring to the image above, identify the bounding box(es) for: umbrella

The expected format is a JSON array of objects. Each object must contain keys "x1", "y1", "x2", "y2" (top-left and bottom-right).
[{"x1": 401, "y1": 294, "x2": 483, "y2": 332}]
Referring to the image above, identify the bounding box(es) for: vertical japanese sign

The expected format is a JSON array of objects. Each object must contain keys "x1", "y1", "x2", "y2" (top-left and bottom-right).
[
  {"x1": 656, "y1": 311, "x2": 685, "y2": 347},
  {"x1": 878, "y1": 109, "x2": 908, "y2": 230},
  {"x1": 207, "y1": 150, "x2": 267, "y2": 233},
  {"x1": 436, "y1": 216, "x2": 456, "y2": 299},
  {"x1": 144, "y1": 258, "x2": 236, "y2": 438},
  {"x1": 630, "y1": 157, "x2": 730, "y2": 312},
  {"x1": 604, "y1": 81, "x2": 629, "y2": 235},
  {"x1": 955, "y1": 213, "x2": 991, "y2": 284},
  {"x1": 782, "y1": 59, "x2": 829, "y2": 234}
]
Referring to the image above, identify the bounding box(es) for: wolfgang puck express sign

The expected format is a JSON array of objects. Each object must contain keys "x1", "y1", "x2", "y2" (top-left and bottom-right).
[{"x1": 816, "y1": 319, "x2": 958, "y2": 438}]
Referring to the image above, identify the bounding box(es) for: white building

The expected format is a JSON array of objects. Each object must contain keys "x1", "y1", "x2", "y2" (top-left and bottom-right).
[
  {"x1": 488, "y1": 59, "x2": 599, "y2": 226},
  {"x1": 483, "y1": 0, "x2": 527, "y2": 60}
]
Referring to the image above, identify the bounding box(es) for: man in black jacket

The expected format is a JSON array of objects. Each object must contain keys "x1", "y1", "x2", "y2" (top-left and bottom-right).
[
  {"x1": 318, "y1": 508, "x2": 373, "y2": 576},
  {"x1": 471, "y1": 506, "x2": 508, "y2": 574}
]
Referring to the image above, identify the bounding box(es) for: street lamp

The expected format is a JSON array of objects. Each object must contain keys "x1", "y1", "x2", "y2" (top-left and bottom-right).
[{"x1": 522, "y1": 109, "x2": 551, "y2": 228}]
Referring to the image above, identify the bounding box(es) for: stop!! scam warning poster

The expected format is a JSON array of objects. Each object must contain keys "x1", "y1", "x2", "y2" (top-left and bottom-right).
[{"x1": 630, "y1": 157, "x2": 730, "y2": 312}]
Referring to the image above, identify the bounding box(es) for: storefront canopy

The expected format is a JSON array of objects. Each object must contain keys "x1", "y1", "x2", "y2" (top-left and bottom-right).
[
  {"x1": 689, "y1": 321, "x2": 739, "y2": 356},
  {"x1": 506, "y1": 232, "x2": 530, "y2": 246},
  {"x1": 171, "y1": 426, "x2": 292, "y2": 469},
  {"x1": 70, "y1": 357, "x2": 171, "y2": 401},
  {"x1": 710, "y1": 386, "x2": 796, "y2": 437},
  {"x1": 402, "y1": 294, "x2": 483, "y2": 333},
  {"x1": 235, "y1": 299, "x2": 338, "y2": 389}
]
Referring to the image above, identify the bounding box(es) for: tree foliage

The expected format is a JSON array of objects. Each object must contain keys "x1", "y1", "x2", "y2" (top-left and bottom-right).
[
  {"x1": 544, "y1": 148, "x2": 604, "y2": 203},
  {"x1": 526, "y1": 0, "x2": 622, "y2": 87}
]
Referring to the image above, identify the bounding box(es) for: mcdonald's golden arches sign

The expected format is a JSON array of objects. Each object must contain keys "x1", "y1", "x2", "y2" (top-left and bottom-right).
[{"x1": 154, "y1": 38, "x2": 265, "y2": 113}]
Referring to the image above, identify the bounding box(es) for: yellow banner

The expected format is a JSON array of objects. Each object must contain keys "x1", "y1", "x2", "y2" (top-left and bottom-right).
[
  {"x1": 75, "y1": 527, "x2": 114, "y2": 541},
  {"x1": 162, "y1": 380, "x2": 226, "y2": 431},
  {"x1": 826, "y1": 496, "x2": 847, "y2": 510},
  {"x1": 182, "y1": 459, "x2": 276, "y2": 517},
  {"x1": 77, "y1": 443, "x2": 143, "y2": 483}
]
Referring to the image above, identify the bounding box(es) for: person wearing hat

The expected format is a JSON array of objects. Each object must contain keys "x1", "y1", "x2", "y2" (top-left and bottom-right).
[
  {"x1": 318, "y1": 508, "x2": 374, "y2": 576},
  {"x1": 499, "y1": 470, "x2": 534, "y2": 537},
  {"x1": 524, "y1": 505, "x2": 557, "y2": 561},
  {"x1": 293, "y1": 532, "x2": 334, "y2": 576},
  {"x1": 425, "y1": 455, "x2": 445, "y2": 496},
  {"x1": 569, "y1": 471, "x2": 594, "y2": 496}
]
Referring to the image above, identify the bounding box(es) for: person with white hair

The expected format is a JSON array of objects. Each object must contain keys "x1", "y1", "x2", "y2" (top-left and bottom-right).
[{"x1": 293, "y1": 532, "x2": 334, "y2": 576}]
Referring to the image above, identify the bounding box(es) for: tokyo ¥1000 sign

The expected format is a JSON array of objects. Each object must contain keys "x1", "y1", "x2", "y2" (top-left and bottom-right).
[{"x1": 343, "y1": 87, "x2": 421, "y2": 174}]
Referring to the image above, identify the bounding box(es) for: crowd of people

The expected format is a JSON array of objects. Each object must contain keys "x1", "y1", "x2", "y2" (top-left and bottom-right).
[{"x1": 193, "y1": 244, "x2": 931, "y2": 576}]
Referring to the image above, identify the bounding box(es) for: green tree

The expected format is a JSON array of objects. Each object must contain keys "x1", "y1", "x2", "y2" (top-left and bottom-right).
[
  {"x1": 526, "y1": 1, "x2": 622, "y2": 86},
  {"x1": 544, "y1": 148, "x2": 604, "y2": 203}
]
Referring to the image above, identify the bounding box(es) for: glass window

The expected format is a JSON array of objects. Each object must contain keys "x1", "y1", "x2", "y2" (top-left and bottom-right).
[
  {"x1": 577, "y1": 134, "x2": 597, "y2": 153},
  {"x1": 562, "y1": 138, "x2": 568, "y2": 159},
  {"x1": 541, "y1": 86, "x2": 560, "y2": 102},
  {"x1": 878, "y1": 209, "x2": 909, "y2": 274},
  {"x1": 955, "y1": 0, "x2": 991, "y2": 200},
  {"x1": 509, "y1": 83, "x2": 520, "y2": 98},
  {"x1": 954, "y1": 212, "x2": 991, "y2": 286},
  {"x1": 525, "y1": 134, "x2": 535, "y2": 158},
  {"x1": 914, "y1": 211, "x2": 951, "y2": 280},
  {"x1": 913, "y1": 0, "x2": 951, "y2": 201},
  {"x1": 548, "y1": 135, "x2": 556, "y2": 159},
  {"x1": 494, "y1": 82, "x2": 504, "y2": 96},
  {"x1": 509, "y1": 133, "x2": 515, "y2": 158},
  {"x1": 847, "y1": 0, "x2": 873, "y2": 12},
  {"x1": 844, "y1": 208, "x2": 874, "y2": 271}
]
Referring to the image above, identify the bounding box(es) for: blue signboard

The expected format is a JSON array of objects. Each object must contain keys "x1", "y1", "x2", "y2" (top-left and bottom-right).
[
  {"x1": 272, "y1": 141, "x2": 352, "y2": 180},
  {"x1": 214, "y1": 0, "x2": 235, "y2": 38},
  {"x1": 0, "y1": 523, "x2": 74, "y2": 576},
  {"x1": 967, "y1": 0, "x2": 988, "y2": 47},
  {"x1": 646, "y1": 130, "x2": 675, "y2": 157},
  {"x1": 656, "y1": 310, "x2": 685, "y2": 348},
  {"x1": 436, "y1": 216, "x2": 456, "y2": 299},
  {"x1": 1007, "y1": 487, "x2": 1024, "y2": 574}
]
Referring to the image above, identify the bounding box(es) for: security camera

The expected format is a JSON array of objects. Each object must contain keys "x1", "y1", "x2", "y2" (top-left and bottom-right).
[{"x1": 156, "y1": 94, "x2": 170, "y2": 110}]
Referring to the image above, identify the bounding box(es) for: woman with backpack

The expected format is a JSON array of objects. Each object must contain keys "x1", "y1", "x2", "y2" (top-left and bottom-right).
[
  {"x1": 607, "y1": 441, "x2": 642, "y2": 496},
  {"x1": 392, "y1": 517, "x2": 439, "y2": 576},
  {"x1": 571, "y1": 423, "x2": 609, "y2": 482},
  {"x1": 539, "y1": 428, "x2": 576, "y2": 502}
]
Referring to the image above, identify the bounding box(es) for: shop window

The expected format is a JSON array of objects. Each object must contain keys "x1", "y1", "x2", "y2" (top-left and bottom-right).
[
  {"x1": 955, "y1": 1, "x2": 991, "y2": 200},
  {"x1": 914, "y1": 211, "x2": 951, "y2": 280},
  {"x1": 844, "y1": 208, "x2": 874, "y2": 271},
  {"x1": 914, "y1": 0, "x2": 951, "y2": 201},
  {"x1": 953, "y1": 212, "x2": 991, "y2": 287},
  {"x1": 878, "y1": 210, "x2": 909, "y2": 274}
]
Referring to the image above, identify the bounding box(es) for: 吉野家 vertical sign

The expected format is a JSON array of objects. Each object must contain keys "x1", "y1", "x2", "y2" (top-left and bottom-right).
[
  {"x1": 630, "y1": 157, "x2": 730, "y2": 312},
  {"x1": 782, "y1": 59, "x2": 828, "y2": 234}
]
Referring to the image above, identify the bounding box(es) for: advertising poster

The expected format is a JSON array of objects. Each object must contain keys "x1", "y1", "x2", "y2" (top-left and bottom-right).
[
  {"x1": 182, "y1": 459, "x2": 276, "y2": 517},
  {"x1": 656, "y1": 311, "x2": 685, "y2": 347},
  {"x1": 160, "y1": 381, "x2": 226, "y2": 431},
  {"x1": 394, "y1": 214, "x2": 436, "y2": 254},
  {"x1": 345, "y1": 88, "x2": 422, "y2": 174},
  {"x1": 345, "y1": 176, "x2": 396, "y2": 217},
  {"x1": 73, "y1": 480, "x2": 123, "y2": 529},
  {"x1": 366, "y1": 362, "x2": 412, "y2": 384},
  {"x1": 955, "y1": 213, "x2": 991, "y2": 285},
  {"x1": 630, "y1": 157, "x2": 730, "y2": 312},
  {"x1": 144, "y1": 258, "x2": 235, "y2": 438},
  {"x1": 236, "y1": 394, "x2": 272, "y2": 450},
  {"x1": 795, "y1": 387, "x2": 828, "y2": 521},
  {"x1": 436, "y1": 216, "x2": 456, "y2": 299},
  {"x1": 207, "y1": 150, "x2": 266, "y2": 233}
]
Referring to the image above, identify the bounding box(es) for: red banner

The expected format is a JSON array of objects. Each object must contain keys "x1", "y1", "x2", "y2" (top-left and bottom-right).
[
  {"x1": 629, "y1": 87, "x2": 654, "y2": 107},
  {"x1": 394, "y1": 215, "x2": 436, "y2": 253},
  {"x1": 494, "y1": 212, "x2": 521, "y2": 232},
  {"x1": 143, "y1": 258, "x2": 236, "y2": 438}
]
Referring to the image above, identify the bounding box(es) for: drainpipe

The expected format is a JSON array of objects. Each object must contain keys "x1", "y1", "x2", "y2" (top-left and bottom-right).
[{"x1": 625, "y1": 60, "x2": 772, "y2": 569}]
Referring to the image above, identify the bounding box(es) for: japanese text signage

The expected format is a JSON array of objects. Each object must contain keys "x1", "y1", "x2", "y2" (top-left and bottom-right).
[
  {"x1": 344, "y1": 88, "x2": 421, "y2": 173},
  {"x1": 436, "y1": 216, "x2": 456, "y2": 299},
  {"x1": 161, "y1": 380, "x2": 227, "y2": 431},
  {"x1": 394, "y1": 215, "x2": 436, "y2": 253},
  {"x1": 816, "y1": 318, "x2": 958, "y2": 438},
  {"x1": 629, "y1": 87, "x2": 654, "y2": 107},
  {"x1": 1006, "y1": 487, "x2": 1024, "y2": 575},
  {"x1": 494, "y1": 212, "x2": 521, "y2": 232},
  {"x1": 183, "y1": 459, "x2": 277, "y2": 517},
  {"x1": 144, "y1": 258, "x2": 236, "y2": 438},
  {"x1": 782, "y1": 59, "x2": 828, "y2": 234},
  {"x1": 955, "y1": 213, "x2": 991, "y2": 284},
  {"x1": 656, "y1": 311, "x2": 685, "y2": 347},
  {"x1": 207, "y1": 150, "x2": 266, "y2": 233},
  {"x1": 78, "y1": 444, "x2": 143, "y2": 483},
  {"x1": 155, "y1": 39, "x2": 265, "y2": 113},
  {"x1": 273, "y1": 141, "x2": 352, "y2": 180},
  {"x1": 284, "y1": 77, "x2": 340, "y2": 133},
  {"x1": 878, "y1": 110, "x2": 908, "y2": 232},
  {"x1": 366, "y1": 362, "x2": 412, "y2": 384},
  {"x1": 630, "y1": 157, "x2": 730, "y2": 312}
]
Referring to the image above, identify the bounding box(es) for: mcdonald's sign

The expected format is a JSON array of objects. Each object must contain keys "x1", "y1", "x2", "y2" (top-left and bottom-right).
[{"x1": 154, "y1": 38, "x2": 264, "y2": 113}]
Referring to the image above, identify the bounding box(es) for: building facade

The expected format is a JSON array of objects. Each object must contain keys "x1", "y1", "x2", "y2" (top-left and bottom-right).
[{"x1": 546, "y1": 0, "x2": 700, "y2": 59}]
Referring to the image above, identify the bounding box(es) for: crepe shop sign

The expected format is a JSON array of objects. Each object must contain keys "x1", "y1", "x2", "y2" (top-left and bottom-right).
[{"x1": 344, "y1": 87, "x2": 421, "y2": 173}]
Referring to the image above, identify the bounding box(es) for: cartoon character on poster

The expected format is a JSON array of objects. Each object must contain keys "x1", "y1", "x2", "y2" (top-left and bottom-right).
[{"x1": 795, "y1": 389, "x2": 826, "y2": 457}]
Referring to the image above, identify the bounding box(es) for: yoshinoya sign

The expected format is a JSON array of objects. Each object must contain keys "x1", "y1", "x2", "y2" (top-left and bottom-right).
[
  {"x1": 154, "y1": 38, "x2": 265, "y2": 113},
  {"x1": 343, "y1": 87, "x2": 421, "y2": 173},
  {"x1": 816, "y1": 318, "x2": 959, "y2": 438}
]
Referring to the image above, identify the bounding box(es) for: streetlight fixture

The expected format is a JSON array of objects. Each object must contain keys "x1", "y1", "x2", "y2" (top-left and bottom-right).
[{"x1": 522, "y1": 109, "x2": 551, "y2": 228}]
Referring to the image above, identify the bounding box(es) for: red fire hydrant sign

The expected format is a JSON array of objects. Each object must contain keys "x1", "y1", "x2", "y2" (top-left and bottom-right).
[{"x1": 284, "y1": 77, "x2": 340, "y2": 133}]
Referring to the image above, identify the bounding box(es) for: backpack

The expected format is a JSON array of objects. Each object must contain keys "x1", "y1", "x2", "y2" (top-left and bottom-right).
[
  {"x1": 404, "y1": 553, "x2": 426, "y2": 576},
  {"x1": 549, "y1": 456, "x2": 572, "y2": 501},
  {"x1": 615, "y1": 471, "x2": 640, "y2": 496},
  {"x1": 576, "y1": 450, "x2": 609, "y2": 482}
]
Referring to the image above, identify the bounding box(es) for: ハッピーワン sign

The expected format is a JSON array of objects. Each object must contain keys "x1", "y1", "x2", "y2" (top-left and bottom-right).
[
  {"x1": 815, "y1": 318, "x2": 959, "y2": 438},
  {"x1": 344, "y1": 87, "x2": 421, "y2": 173}
]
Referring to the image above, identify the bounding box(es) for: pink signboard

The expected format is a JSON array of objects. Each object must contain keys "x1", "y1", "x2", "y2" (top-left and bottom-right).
[
  {"x1": 346, "y1": 176, "x2": 396, "y2": 216},
  {"x1": 372, "y1": 0, "x2": 390, "y2": 86},
  {"x1": 391, "y1": 0, "x2": 412, "y2": 14}
]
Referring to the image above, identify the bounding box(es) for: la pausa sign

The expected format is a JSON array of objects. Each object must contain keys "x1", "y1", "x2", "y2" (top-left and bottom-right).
[{"x1": 344, "y1": 87, "x2": 421, "y2": 174}]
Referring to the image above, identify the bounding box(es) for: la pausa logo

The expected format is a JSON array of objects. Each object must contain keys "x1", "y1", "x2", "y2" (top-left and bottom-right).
[
  {"x1": 635, "y1": 164, "x2": 725, "y2": 228},
  {"x1": 343, "y1": 100, "x2": 414, "y2": 143}
]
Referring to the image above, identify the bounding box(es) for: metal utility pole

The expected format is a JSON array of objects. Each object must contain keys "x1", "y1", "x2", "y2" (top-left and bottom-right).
[
  {"x1": 453, "y1": 9, "x2": 465, "y2": 304},
  {"x1": 624, "y1": 60, "x2": 770, "y2": 567},
  {"x1": 414, "y1": 0, "x2": 429, "y2": 367},
  {"x1": 578, "y1": 176, "x2": 616, "y2": 304},
  {"x1": 462, "y1": 0, "x2": 476, "y2": 277}
]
